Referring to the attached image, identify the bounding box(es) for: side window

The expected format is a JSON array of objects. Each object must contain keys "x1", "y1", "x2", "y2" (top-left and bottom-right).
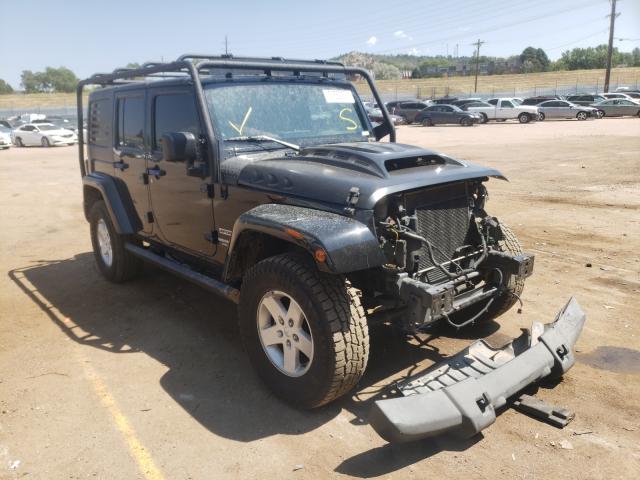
[
  {"x1": 88, "y1": 98, "x2": 111, "y2": 147},
  {"x1": 116, "y1": 96, "x2": 144, "y2": 149},
  {"x1": 502, "y1": 101, "x2": 514, "y2": 108},
  {"x1": 153, "y1": 93, "x2": 199, "y2": 151},
  {"x1": 488, "y1": 99, "x2": 498, "y2": 105}
]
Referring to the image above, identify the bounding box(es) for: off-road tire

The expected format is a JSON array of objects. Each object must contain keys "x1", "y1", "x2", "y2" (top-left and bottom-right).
[
  {"x1": 453, "y1": 222, "x2": 525, "y2": 325},
  {"x1": 484, "y1": 222, "x2": 526, "y2": 318},
  {"x1": 89, "y1": 200, "x2": 142, "y2": 282},
  {"x1": 518, "y1": 113, "x2": 531, "y2": 123},
  {"x1": 238, "y1": 253, "x2": 369, "y2": 409}
]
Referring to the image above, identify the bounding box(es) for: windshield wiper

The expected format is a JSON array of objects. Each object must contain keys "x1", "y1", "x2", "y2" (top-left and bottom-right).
[{"x1": 225, "y1": 135, "x2": 300, "y2": 152}]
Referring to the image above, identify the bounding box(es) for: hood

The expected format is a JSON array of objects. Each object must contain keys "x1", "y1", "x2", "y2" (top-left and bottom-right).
[
  {"x1": 223, "y1": 142, "x2": 505, "y2": 210},
  {"x1": 46, "y1": 128, "x2": 76, "y2": 136}
]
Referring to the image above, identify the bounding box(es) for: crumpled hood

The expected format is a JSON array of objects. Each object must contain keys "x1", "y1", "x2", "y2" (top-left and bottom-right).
[{"x1": 222, "y1": 142, "x2": 505, "y2": 210}]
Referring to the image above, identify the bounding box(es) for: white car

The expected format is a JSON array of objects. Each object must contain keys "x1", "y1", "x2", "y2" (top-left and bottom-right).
[
  {"x1": 466, "y1": 98, "x2": 539, "y2": 123},
  {"x1": 11, "y1": 123, "x2": 77, "y2": 147},
  {"x1": 0, "y1": 126, "x2": 12, "y2": 149}
]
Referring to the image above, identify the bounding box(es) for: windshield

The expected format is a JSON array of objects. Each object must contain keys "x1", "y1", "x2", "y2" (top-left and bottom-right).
[
  {"x1": 0, "y1": 126, "x2": 11, "y2": 133},
  {"x1": 36, "y1": 124, "x2": 59, "y2": 131},
  {"x1": 205, "y1": 82, "x2": 371, "y2": 148}
]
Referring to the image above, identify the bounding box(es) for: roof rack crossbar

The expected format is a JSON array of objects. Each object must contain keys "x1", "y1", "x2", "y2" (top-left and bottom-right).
[{"x1": 76, "y1": 54, "x2": 395, "y2": 183}]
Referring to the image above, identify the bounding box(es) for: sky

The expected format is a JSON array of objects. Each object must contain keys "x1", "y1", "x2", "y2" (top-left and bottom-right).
[{"x1": 1, "y1": 0, "x2": 639, "y2": 89}]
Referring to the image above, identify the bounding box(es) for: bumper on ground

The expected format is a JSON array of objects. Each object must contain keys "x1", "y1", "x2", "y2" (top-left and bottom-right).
[{"x1": 369, "y1": 297, "x2": 585, "y2": 443}]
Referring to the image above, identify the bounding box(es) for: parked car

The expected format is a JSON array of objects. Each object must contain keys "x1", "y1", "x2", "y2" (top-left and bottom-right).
[
  {"x1": 0, "y1": 126, "x2": 12, "y2": 149},
  {"x1": 451, "y1": 98, "x2": 482, "y2": 108},
  {"x1": 415, "y1": 104, "x2": 481, "y2": 126},
  {"x1": 537, "y1": 100, "x2": 599, "y2": 120},
  {"x1": 466, "y1": 98, "x2": 539, "y2": 123},
  {"x1": 366, "y1": 107, "x2": 405, "y2": 125},
  {"x1": 592, "y1": 98, "x2": 640, "y2": 117},
  {"x1": 11, "y1": 123, "x2": 78, "y2": 147},
  {"x1": 602, "y1": 93, "x2": 632, "y2": 100},
  {"x1": 521, "y1": 95, "x2": 562, "y2": 106},
  {"x1": 565, "y1": 94, "x2": 606, "y2": 106},
  {"x1": 432, "y1": 96, "x2": 459, "y2": 105},
  {"x1": 386, "y1": 100, "x2": 432, "y2": 123},
  {"x1": 0, "y1": 120, "x2": 12, "y2": 129}
]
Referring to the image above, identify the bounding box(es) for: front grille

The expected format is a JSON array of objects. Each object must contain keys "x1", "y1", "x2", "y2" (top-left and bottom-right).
[{"x1": 406, "y1": 183, "x2": 470, "y2": 283}]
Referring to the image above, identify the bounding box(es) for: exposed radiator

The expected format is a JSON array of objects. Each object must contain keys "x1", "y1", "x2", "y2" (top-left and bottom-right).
[{"x1": 406, "y1": 183, "x2": 471, "y2": 283}]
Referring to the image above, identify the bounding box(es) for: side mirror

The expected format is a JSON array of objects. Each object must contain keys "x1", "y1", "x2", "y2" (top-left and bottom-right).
[{"x1": 160, "y1": 132, "x2": 197, "y2": 162}]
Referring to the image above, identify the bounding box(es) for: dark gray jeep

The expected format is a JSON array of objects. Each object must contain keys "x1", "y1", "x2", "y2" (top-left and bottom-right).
[{"x1": 76, "y1": 55, "x2": 584, "y2": 443}]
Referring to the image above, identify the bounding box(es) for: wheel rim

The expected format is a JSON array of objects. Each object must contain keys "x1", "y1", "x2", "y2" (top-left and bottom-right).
[
  {"x1": 96, "y1": 219, "x2": 113, "y2": 267},
  {"x1": 257, "y1": 290, "x2": 314, "y2": 377},
  {"x1": 578, "y1": 112, "x2": 587, "y2": 120}
]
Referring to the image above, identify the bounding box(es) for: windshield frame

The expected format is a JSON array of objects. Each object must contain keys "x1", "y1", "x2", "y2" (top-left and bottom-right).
[{"x1": 203, "y1": 78, "x2": 374, "y2": 153}]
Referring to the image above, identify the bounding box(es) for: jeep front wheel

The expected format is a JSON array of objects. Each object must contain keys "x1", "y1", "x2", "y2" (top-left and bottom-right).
[
  {"x1": 239, "y1": 253, "x2": 369, "y2": 408},
  {"x1": 89, "y1": 200, "x2": 142, "y2": 282}
]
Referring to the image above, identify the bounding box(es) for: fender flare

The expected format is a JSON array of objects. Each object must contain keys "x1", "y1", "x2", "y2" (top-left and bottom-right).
[
  {"x1": 82, "y1": 173, "x2": 142, "y2": 234},
  {"x1": 223, "y1": 204, "x2": 385, "y2": 278}
]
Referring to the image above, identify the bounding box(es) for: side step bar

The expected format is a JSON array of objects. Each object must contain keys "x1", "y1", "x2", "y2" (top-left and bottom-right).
[{"x1": 125, "y1": 243, "x2": 240, "y2": 304}]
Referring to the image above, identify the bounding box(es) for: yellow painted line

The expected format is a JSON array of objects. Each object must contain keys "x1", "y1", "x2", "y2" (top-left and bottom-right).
[
  {"x1": 86, "y1": 365, "x2": 165, "y2": 480},
  {"x1": 14, "y1": 270, "x2": 165, "y2": 480}
]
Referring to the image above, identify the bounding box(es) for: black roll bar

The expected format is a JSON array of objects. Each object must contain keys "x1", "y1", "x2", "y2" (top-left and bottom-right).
[{"x1": 76, "y1": 55, "x2": 396, "y2": 181}]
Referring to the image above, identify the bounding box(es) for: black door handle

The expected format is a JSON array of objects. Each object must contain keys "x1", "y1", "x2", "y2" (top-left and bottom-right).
[{"x1": 145, "y1": 166, "x2": 166, "y2": 179}]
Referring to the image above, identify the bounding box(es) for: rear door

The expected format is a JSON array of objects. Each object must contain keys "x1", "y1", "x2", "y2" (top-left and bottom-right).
[
  {"x1": 113, "y1": 92, "x2": 152, "y2": 234},
  {"x1": 147, "y1": 88, "x2": 216, "y2": 257}
]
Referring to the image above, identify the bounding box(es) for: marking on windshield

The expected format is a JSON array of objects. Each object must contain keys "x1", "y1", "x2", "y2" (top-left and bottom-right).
[
  {"x1": 229, "y1": 107, "x2": 253, "y2": 135},
  {"x1": 339, "y1": 108, "x2": 358, "y2": 131}
]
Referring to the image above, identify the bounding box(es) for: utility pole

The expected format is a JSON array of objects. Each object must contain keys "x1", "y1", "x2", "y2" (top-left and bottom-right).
[
  {"x1": 604, "y1": 0, "x2": 618, "y2": 92},
  {"x1": 472, "y1": 39, "x2": 484, "y2": 93},
  {"x1": 224, "y1": 35, "x2": 229, "y2": 55}
]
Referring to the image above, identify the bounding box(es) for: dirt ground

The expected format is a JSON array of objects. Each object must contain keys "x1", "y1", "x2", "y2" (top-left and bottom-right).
[{"x1": 1, "y1": 117, "x2": 639, "y2": 480}]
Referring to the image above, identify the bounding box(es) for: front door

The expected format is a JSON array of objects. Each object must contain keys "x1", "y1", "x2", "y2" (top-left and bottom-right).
[
  {"x1": 147, "y1": 88, "x2": 216, "y2": 257},
  {"x1": 113, "y1": 93, "x2": 152, "y2": 234}
]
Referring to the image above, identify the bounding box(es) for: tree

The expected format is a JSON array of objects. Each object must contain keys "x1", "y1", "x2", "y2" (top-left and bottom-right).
[
  {"x1": 520, "y1": 47, "x2": 550, "y2": 73},
  {"x1": 0, "y1": 79, "x2": 13, "y2": 94},
  {"x1": 372, "y1": 62, "x2": 401, "y2": 80},
  {"x1": 20, "y1": 67, "x2": 78, "y2": 93}
]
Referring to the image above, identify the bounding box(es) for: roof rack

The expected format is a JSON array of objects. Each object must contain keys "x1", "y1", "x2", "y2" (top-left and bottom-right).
[{"x1": 76, "y1": 54, "x2": 395, "y2": 181}]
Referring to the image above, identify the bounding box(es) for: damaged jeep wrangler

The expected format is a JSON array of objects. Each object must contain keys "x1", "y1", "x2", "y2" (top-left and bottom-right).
[{"x1": 77, "y1": 55, "x2": 584, "y2": 442}]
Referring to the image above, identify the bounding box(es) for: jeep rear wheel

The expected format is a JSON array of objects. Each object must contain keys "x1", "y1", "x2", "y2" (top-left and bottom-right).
[
  {"x1": 238, "y1": 253, "x2": 369, "y2": 408},
  {"x1": 89, "y1": 200, "x2": 142, "y2": 282}
]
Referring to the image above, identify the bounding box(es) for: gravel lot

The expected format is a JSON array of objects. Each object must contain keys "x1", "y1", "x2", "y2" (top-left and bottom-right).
[{"x1": 1, "y1": 117, "x2": 639, "y2": 479}]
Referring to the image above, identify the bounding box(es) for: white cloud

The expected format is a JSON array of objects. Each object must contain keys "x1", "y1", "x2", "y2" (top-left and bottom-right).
[
  {"x1": 394, "y1": 30, "x2": 410, "y2": 39},
  {"x1": 366, "y1": 36, "x2": 377, "y2": 46},
  {"x1": 407, "y1": 48, "x2": 420, "y2": 56}
]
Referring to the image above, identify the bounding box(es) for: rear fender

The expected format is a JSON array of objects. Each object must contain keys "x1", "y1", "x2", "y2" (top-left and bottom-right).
[
  {"x1": 82, "y1": 172, "x2": 142, "y2": 234},
  {"x1": 223, "y1": 204, "x2": 385, "y2": 280}
]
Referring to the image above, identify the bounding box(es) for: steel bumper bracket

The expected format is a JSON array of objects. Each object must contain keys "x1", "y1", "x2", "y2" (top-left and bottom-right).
[{"x1": 369, "y1": 296, "x2": 585, "y2": 443}]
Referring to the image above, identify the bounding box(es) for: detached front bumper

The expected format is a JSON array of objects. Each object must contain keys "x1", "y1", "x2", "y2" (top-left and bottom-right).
[{"x1": 370, "y1": 297, "x2": 585, "y2": 443}]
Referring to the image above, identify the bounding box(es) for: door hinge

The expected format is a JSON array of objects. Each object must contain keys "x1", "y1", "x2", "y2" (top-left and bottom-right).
[
  {"x1": 146, "y1": 211, "x2": 154, "y2": 223},
  {"x1": 205, "y1": 230, "x2": 219, "y2": 244}
]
